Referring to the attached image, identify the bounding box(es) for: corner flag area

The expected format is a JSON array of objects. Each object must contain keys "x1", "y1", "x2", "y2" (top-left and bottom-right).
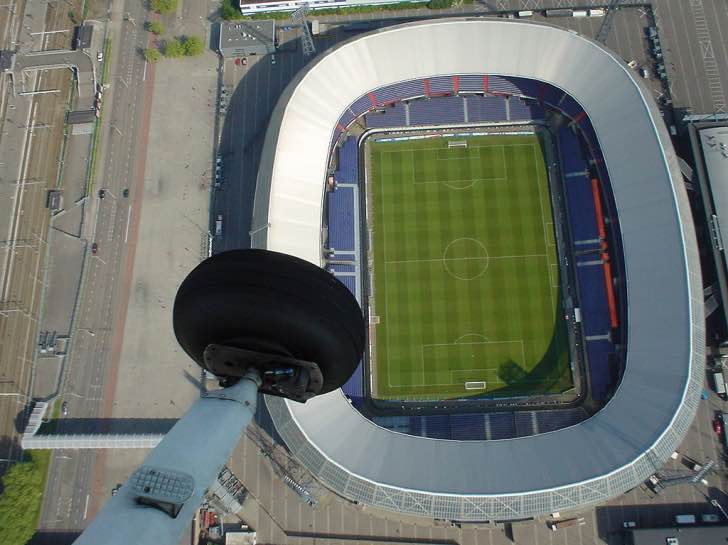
[{"x1": 366, "y1": 133, "x2": 572, "y2": 401}]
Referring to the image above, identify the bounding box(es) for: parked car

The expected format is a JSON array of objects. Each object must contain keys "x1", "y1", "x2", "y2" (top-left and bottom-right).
[
  {"x1": 97, "y1": 51, "x2": 104, "y2": 62},
  {"x1": 61, "y1": 401, "x2": 69, "y2": 416},
  {"x1": 640, "y1": 67, "x2": 650, "y2": 79},
  {"x1": 122, "y1": 188, "x2": 129, "y2": 198},
  {"x1": 98, "y1": 189, "x2": 106, "y2": 199},
  {"x1": 91, "y1": 242, "x2": 98, "y2": 255}
]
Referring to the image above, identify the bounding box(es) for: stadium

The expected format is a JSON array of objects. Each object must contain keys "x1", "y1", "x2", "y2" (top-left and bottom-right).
[{"x1": 251, "y1": 18, "x2": 704, "y2": 521}]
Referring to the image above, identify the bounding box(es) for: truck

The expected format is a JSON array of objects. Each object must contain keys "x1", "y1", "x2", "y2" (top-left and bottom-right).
[{"x1": 713, "y1": 371, "x2": 727, "y2": 399}]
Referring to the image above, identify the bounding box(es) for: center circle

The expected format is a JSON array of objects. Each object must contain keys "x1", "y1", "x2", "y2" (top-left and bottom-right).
[{"x1": 442, "y1": 238, "x2": 489, "y2": 281}]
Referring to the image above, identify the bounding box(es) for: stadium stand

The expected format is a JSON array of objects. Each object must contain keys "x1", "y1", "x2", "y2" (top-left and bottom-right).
[
  {"x1": 328, "y1": 74, "x2": 620, "y2": 424},
  {"x1": 376, "y1": 79, "x2": 425, "y2": 103},
  {"x1": 506, "y1": 76, "x2": 542, "y2": 99},
  {"x1": 509, "y1": 97, "x2": 544, "y2": 122},
  {"x1": 458, "y1": 74, "x2": 486, "y2": 93},
  {"x1": 488, "y1": 75, "x2": 521, "y2": 95},
  {"x1": 342, "y1": 361, "x2": 365, "y2": 404},
  {"x1": 327, "y1": 187, "x2": 355, "y2": 252},
  {"x1": 350, "y1": 94, "x2": 375, "y2": 117},
  {"x1": 515, "y1": 411, "x2": 536, "y2": 437},
  {"x1": 564, "y1": 175, "x2": 600, "y2": 242},
  {"x1": 485, "y1": 412, "x2": 517, "y2": 440},
  {"x1": 335, "y1": 137, "x2": 359, "y2": 184},
  {"x1": 409, "y1": 96, "x2": 465, "y2": 126},
  {"x1": 465, "y1": 95, "x2": 507, "y2": 123},
  {"x1": 585, "y1": 339, "x2": 613, "y2": 401},
  {"x1": 328, "y1": 264, "x2": 355, "y2": 273},
  {"x1": 430, "y1": 75, "x2": 454, "y2": 95},
  {"x1": 366, "y1": 103, "x2": 407, "y2": 128}
]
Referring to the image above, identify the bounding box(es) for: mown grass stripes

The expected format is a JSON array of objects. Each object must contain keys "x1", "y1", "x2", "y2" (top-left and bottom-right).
[{"x1": 368, "y1": 134, "x2": 572, "y2": 401}]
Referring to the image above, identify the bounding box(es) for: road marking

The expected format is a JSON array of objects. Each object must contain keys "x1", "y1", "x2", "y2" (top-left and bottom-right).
[
  {"x1": 124, "y1": 207, "x2": 131, "y2": 243},
  {"x1": 83, "y1": 494, "x2": 90, "y2": 519}
]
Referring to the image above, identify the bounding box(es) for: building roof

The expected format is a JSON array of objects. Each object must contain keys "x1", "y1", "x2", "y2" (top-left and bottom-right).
[
  {"x1": 698, "y1": 126, "x2": 728, "y2": 246},
  {"x1": 218, "y1": 20, "x2": 274, "y2": 51},
  {"x1": 628, "y1": 525, "x2": 728, "y2": 545},
  {"x1": 252, "y1": 18, "x2": 703, "y2": 520}
]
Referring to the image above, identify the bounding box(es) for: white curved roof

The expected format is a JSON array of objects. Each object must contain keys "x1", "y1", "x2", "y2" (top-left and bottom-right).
[{"x1": 252, "y1": 18, "x2": 704, "y2": 520}]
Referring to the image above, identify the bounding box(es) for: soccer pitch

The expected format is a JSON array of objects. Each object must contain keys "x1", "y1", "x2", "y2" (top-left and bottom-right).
[{"x1": 366, "y1": 133, "x2": 572, "y2": 401}]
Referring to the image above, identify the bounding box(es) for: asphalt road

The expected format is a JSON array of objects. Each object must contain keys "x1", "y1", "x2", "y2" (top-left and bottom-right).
[{"x1": 36, "y1": 0, "x2": 154, "y2": 532}]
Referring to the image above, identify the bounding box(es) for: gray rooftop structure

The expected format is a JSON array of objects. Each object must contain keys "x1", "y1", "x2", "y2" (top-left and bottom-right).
[
  {"x1": 218, "y1": 20, "x2": 275, "y2": 58},
  {"x1": 689, "y1": 122, "x2": 728, "y2": 328},
  {"x1": 626, "y1": 525, "x2": 728, "y2": 545},
  {"x1": 252, "y1": 18, "x2": 704, "y2": 521}
]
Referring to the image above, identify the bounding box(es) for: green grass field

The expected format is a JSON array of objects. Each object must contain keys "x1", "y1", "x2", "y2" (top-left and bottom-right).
[{"x1": 367, "y1": 133, "x2": 572, "y2": 401}]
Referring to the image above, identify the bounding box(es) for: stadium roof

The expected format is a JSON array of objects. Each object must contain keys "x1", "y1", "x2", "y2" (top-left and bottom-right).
[{"x1": 252, "y1": 18, "x2": 704, "y2": 520}]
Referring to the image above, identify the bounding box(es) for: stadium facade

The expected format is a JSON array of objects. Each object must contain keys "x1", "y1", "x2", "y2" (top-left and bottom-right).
[{"x1": 251, "y1": 19, "x2": 704, "y2": 521}]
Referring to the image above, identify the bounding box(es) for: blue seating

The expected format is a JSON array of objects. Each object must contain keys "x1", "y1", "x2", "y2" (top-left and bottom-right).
[
  {"x1": 329, "y1": 264, "x2": 355, "y2": 273},
  {"x1": 515, "y1": 412, "x2": 535, "y2": 437},
  {"x1": 366, "y1": 102, "x2": 407, "y2": 128},
  {"x1": 334, "y1": 137, "x2": 358, "y2": 183},
  {"x1": 576, "y1": 266, "x2": 611, "y2": 337},
  {"x1": 558, "y1": 94, "x2": 584, "y2": 119},
  {"x1": 558, "y1": 125, "x2": 587, "y2": 175},
  {"x1": 420, "y1": 415, "x2": 452, "y2": 439},
  {"x1": 409, "y1": 96, "x2": 464, "y2": 126},
  {"x1": 430, "y1": 75, "x2": 453, "y2": 95},
  {"x1": 349, "y1": 94, "x2": 373, "y2": 117},
  {"x1": 586, "y1": 339, "x2": 612, "y2": 401},
  {"x1": 509, "y1": 97, "x2": 539, "y2": 121},
  {"x1": 334, "y1": 272, "x2": 356, "y2": 295},
  {"x1": 337, "y1": 109, "x2": 355, "y2": 131},
  {"x1": 540, "y1": 84, "x2": 566, "y2": 108},
  {"x1": 466, "y1": 96, "x2": 506, "y2": 122},
  {"x1": 535, "y1": 409, "x2": 587, "y2": 433},
  {"x1": 488, "y1": 75, "x2": 520, "y2": 95},
  {"x1": 342, "y1": 361, "x2": 364, "y2": 401},
  {"x1": 450, "y1": 414, "x2": 486, "y2": 440},
  {"x1": 564, "y1": 175, "x2": 599, "y2": 242},
  {"x1": 327, "y1": 187, "x2": 355, "y2": 251},
  {"x1": 459, "y1": 74, "x2": 485, "y2": 93},
  {"x1": 505, "y1": 76, "x2": 542, "y2": 100},
  {"x1": 486, "y1": 412, "x2": 516, "y2": 440},
  {"x1": 376, "y1": 79, "x2": 425, "y2": 103}
]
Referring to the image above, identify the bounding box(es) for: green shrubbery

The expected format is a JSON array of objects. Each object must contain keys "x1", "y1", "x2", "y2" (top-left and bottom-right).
[
  {"x1": 146, "y1": 20, "x2": 166, "y2": 35},
  {"x1": 0, "y1": 451, "x2": 51, "y2": 545},
  {"x1": 150, "y1": 0, "x2": 177, "y2": 15}
]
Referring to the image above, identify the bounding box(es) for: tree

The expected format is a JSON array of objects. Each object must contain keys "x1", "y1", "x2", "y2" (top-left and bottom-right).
[
  {"x1": 146, "y1": 20, "x2": 165, "y2": 35},
  {"x1": 163, "y1": 38, "x2": 184, "y2": 58},
  {"x1": 150, "y1": 0, "x2": 177, "y2": 15},
  {"x1": 221, "y1": 0, "x2": 244, "y2": 20},
  {"x1": 182, "y1": 36, "x2": 204, "y2": 56},
  {"x1": 143, "y1": 47, "x2": 161, "y2": 62},
  {"x1": 0, "y1": 453, "x2": 48, "y2": 545}
]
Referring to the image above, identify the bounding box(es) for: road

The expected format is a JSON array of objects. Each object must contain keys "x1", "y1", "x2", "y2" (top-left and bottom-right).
[{"x1": 36, "y1": 0, "x2": 155, "y2": 533}]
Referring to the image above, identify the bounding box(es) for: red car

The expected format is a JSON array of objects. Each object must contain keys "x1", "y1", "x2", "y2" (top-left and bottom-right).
[
  {"x1": 91, "y1": 242, "x2": 98, "y2": 255},
  {"x1": 713, "y1": 417, "x2": 723, "y2": 436}
]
